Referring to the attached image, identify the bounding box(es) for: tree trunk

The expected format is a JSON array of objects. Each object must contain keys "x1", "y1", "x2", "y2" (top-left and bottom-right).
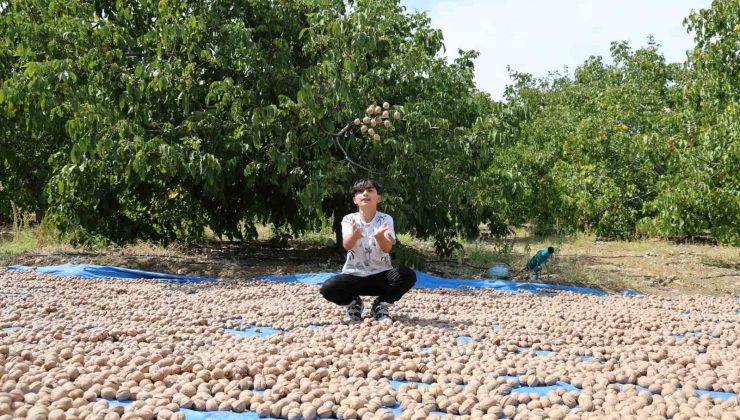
[
  {"x1": 333, "y1": 213, "x2": 343, "y2": 249},
  {"x1": 322, "y1": 193, "x2": 351, "y2": 251}
]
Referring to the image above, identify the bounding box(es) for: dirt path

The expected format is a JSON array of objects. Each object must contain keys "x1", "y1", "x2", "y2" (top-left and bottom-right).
[{"x1": 552, "y1": 239, "x2": 739, "y2": 296}]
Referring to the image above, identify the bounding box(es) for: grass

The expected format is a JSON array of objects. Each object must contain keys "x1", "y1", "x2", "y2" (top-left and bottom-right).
[
  {"x1": 701, "y1": 256, "x2": 740, "y2": 270},
  {"x1": 0, "y1": 228, "x2": 39, "y2": 255},
  {"x1": 110, "y1": 240, "x2": 188, "y2": 258},
  {"x1": 455, "y1": 240, "x2": 516, "y2": 267},
  {"x1": 292, "y1": 230, "x2": 335, "y2": 249},
  {"x1": 554, "y1": 258, "x2": 641, "y2": 292}
]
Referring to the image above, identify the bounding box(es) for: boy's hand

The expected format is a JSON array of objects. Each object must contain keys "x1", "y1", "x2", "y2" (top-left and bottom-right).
[
  {"x1": 373, "y1": 223, "x2": 389, "y2": 240},
  {"x1": 343, "y1": 219, "x2": 365, "y2": 251},
  {"x1": 351, "y1": 220, "x2": 364, "y2": 239}
]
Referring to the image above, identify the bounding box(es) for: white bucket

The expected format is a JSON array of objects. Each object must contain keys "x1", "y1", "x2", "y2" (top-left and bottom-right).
[{"x1": 487, "y1": 264, "x2": 509, "y2": 279}]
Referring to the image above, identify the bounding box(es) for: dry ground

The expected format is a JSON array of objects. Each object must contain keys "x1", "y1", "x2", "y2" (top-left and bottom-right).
[{"x1": 0, "y1": 227, "x2": 738, "y2": 296}]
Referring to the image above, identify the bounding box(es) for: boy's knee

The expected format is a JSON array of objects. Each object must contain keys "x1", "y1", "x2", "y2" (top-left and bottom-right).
[
  {"x1": 320, "y1": 277, "x2": 339, "y2": 299},
  {"x1": 396, "y1": 266, "x2": 417, "y2": 285}
]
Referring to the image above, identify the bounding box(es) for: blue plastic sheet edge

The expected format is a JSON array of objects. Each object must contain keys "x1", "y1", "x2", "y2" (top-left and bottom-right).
[
  {"x1": 102, "y1": 399, "x2": 284, "y2": 420},
  {"x1": 7, "y1": 264, "x2": 612, "y2": 295},
  {"x1": 257, "y1": 271, "x2": 608, "y2": 296},
  {"x1": 7, "y1": 263, "x2": 218, "y2": 283}
]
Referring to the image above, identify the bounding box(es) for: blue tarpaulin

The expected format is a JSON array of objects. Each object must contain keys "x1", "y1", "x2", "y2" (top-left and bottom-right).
[
  {"x1": 7, "y1": 264, "x2": 610, "y2": 295},
  {"x1": 8, "y1": 264, "x2": 217, "y2": 283},
  {"x1": 225, "y1": 325, "x2": 282, "y2": 337},
  {"x1": 259, "y1": 271, "x2": 608, "y2": 296},
  {"x1": 513, "y1": 381, "x2": 581, "y2": 396}
]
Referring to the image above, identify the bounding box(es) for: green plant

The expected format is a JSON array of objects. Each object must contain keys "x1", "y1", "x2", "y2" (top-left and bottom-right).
[{"x1": 390, "y1": 242, "x2": 427, "y2": 271}]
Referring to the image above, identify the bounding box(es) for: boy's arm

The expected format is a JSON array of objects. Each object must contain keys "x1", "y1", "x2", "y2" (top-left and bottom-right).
[
  {"x1": 373, "y1": 221, "x2": 395, "y2": 253},
  {"x1": 375, "y1": 229, "x2": 393, "y2": 253}
]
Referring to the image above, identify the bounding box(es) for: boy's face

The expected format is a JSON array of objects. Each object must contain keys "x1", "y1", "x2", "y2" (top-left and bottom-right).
[{"x1": 352, "y1": 185, "x2": 381, "y2": 209}]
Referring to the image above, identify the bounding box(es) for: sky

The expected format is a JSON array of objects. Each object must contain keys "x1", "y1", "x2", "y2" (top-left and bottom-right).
[{"x1": 399, "y1": 0, "x2": 713, "y2": 99}]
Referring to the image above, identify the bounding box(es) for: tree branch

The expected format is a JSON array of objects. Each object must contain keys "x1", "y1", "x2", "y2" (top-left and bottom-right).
[
  {"x1": 324, "y1": 121, "x2": 353, "y2": 138},
  {"x1": 325, "y1": 121, "x2": 383, "y2": 174},
  {"x1": 333, "y1": 136, "x2": 378, "y2": 173}
]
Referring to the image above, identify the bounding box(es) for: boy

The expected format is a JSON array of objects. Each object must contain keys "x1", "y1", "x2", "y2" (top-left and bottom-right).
[{"x1": 320, "y1": 179, "x2": 416, "y2": 323}]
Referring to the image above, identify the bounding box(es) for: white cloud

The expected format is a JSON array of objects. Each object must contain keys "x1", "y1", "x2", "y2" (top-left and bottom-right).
[{"x1": 401, "y1": 0, "x2": 712, "y2": 99}]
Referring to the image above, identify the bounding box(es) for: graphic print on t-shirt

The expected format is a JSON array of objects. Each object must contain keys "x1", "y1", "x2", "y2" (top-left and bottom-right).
[{"x1": 341, "y1": 211, "x2": 396, "y2": 276}]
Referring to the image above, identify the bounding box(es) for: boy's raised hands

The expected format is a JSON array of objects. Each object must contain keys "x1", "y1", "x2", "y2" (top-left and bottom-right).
[
  {"x1": 344, "y1": 219, "x2": 393, "y2": 253},
  {"x1": 373, "y1": 222, "x2": 389, "y2": 240}
]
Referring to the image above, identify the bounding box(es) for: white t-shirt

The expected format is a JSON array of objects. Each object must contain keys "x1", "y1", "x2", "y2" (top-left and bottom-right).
[{"x1": 341, "y1": 211, "x2": 397, "y2": 276}]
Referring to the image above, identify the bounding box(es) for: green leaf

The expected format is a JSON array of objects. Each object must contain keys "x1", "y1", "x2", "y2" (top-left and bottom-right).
[{"x1": 70, "y1": 146, "x2": 81, "y2": 164}]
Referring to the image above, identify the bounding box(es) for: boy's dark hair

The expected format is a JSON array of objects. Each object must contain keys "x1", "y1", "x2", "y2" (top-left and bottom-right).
[
  {"x1": 547, "y1": 246, "x2": 555, "y2": 254},
  {"x1": 351, "y1": 178, "x2": 382, "y2": 196}
]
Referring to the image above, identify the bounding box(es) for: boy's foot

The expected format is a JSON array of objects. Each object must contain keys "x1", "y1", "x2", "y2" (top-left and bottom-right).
[
  {"x1": 371, "y1": 299, "x2": 392, "y2": 323},
  {"x1": 344, "y1": 297, "x2": 364, "y2": 323}
]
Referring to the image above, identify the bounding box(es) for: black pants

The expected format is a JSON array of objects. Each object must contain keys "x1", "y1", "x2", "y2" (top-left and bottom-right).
[{"x1": 320, "y1": 267, "x2": 417, "y2": 305}]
